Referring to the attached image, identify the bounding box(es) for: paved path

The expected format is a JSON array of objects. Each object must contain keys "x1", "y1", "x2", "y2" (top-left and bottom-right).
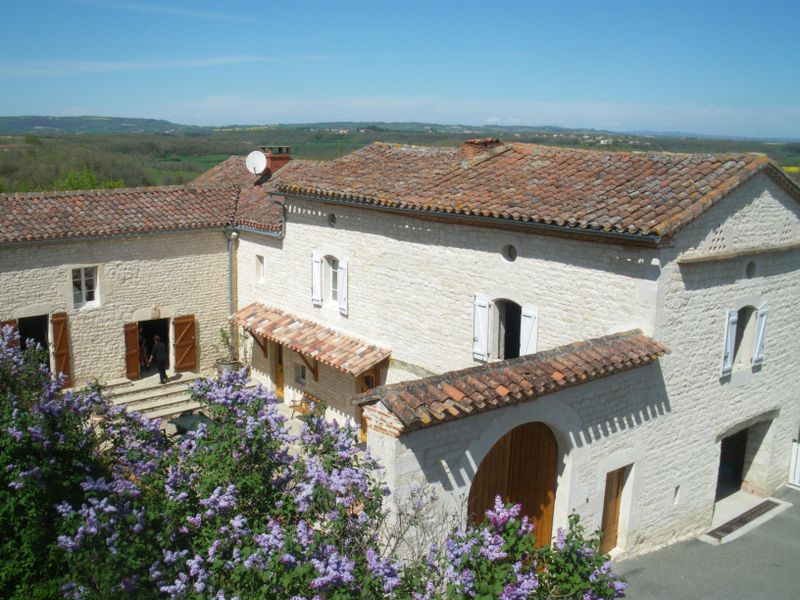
[{"x1": 616, "y1": 486, "x2": 800, "y2": 600}]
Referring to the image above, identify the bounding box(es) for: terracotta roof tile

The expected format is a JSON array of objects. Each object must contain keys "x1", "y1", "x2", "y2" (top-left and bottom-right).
[
  {"x1": 0, "y1": 186, "x2": 238, "y2": 244},
  {"x1": 231, "y1": 302, "x2": 390, "y2": 377},
  {"x1": 277, "y1": 141, "x2": 787, "y2": 241},
  {"x1": 355, "y1": 330, "x2": 669, "y2": 433},
  {"x1": 192, "y1": 156, "x2": 310, "y2": 233}
]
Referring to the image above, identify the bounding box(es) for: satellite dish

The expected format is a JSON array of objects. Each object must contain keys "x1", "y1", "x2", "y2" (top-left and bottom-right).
[{"x1": 245, "y1": 150, "x2": 267, "y2": 175}]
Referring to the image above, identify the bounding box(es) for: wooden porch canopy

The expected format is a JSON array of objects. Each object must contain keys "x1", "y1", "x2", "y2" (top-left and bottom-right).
[{"x1": 231, "y1": 302, "x2": 390, "y2": 377}]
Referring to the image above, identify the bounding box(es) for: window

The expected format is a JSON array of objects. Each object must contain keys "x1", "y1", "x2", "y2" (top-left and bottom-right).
[
  {"x1": 256, "y1": 255, "x2": 265, "y2": 283},
  {"x1": 473, "y1": 295, "x2": 538, "y2": 362},
  {"x1": 295, "y1": 364, "x2": 307, "y2": 385},
  {"x1": 721, "y1": 302, "x2": 768, "y2": 376},
  {"x1": 72, "y1": 267, "x2": 97, "y2": 307},
  {"x1": 733, "y1": 306, "x2": 756, "y2": 368},
  {"x1": 311, "y1": 252, "x2": 348, "y2": 315},
  {"x1": 327, "y1": 256, "x2": 339, "y2": 302}
]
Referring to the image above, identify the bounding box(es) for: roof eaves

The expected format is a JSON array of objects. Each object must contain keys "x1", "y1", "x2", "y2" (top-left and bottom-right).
[{"x1": 278, "y1": 187, "x2": 663, "y2": 246}]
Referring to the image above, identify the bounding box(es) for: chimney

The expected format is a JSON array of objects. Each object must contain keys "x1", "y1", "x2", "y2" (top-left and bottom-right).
[
  {"x1": 462, "y1": 138, "x2": 502, "y2": 161},
  {"x1": 263, "y1": 145, "x2": 292, "y2": 175}
]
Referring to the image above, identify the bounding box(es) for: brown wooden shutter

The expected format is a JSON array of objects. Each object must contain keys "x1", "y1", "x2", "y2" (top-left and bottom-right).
[
  {"x1": 173, "y1": 315, "x2": 197, "y2": 372},
  {"x1": 50, "y1": 312, "x2": 73, "y2": 388},
  {"x1": 1, "y1": 319, "x2": 19, "y2": 348},
  {"x1": 124, "y1": 322, "x2": 140, "y2": 380}
]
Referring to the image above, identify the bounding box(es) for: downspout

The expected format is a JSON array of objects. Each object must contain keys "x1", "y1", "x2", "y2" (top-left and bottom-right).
[{"x1": 225, "y1": 229, "x2": 239, "y2": 360}]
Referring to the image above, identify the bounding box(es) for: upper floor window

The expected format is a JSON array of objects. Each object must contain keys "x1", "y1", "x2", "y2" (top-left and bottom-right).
[
  {"x1": 721, "y1": 302, "x2": 768, "y2": 376},
  {"x1": 327, "y1": 256, "x2": 339, "y2": 302},
  {"x1": 311, "y1": 252, "x2": 348, "y2": 315},
  {"x1": 256, "y1": 255, "x2": 265, "y2": 283},
  {"x1": 473, "y1": 294, "x2": 538, "y2": 362},
  {"x1": 72, "y1": 266, "x2": 98, "y2": 307}
]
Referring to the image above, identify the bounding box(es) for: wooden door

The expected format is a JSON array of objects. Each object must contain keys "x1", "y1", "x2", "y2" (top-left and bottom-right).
[
  {"x1": 173, "y1": 315, "x2": 196, "y2": 372},
  {"x1": 468, "y1": 422, "x2": 558, "y2": 548},
  {"x1": 1, "y1": 319, "x2": 19, "y2": 348},
  {"x1": 274, "y1": 344, "x2": 284, "y2": 399},
  {"x1": 600, "y1": 467, "x2": 626, "y2": 553},
  {"x1": 50, "y1": 312, "x2": 73, "y2": 388},
  {"x1": 124, "y1": 323, "x2": 140, "y2": 380}
]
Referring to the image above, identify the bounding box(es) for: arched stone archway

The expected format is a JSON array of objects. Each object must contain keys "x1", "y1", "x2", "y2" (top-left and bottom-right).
[{"x1": 467, "y1": 421, "x2": 558, "y2": 547}]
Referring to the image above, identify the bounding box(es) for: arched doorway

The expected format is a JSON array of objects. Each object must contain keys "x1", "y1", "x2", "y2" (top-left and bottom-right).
[{"x1": 468, "y1": 422, "x2": 558, "y2": 547}]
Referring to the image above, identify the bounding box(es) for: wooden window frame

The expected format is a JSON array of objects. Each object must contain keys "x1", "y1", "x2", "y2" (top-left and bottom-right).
[{"x1": 72, "y1": 266, "x2": 98, "y2": 308}]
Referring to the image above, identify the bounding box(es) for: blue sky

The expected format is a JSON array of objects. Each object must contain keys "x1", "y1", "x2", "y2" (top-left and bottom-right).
[{"x1": 1, "y1": 0, "x2": 798, "y2": 138}]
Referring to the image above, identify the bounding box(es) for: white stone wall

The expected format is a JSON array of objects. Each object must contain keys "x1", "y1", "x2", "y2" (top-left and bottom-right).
[
  {"x1": 0, "y1": 230, "x2": 231, "y2": 383},
  {"x1": 367, "y1": 364, "x2": 670, "y2": 555},
  {"x1": 238, "y1": 199, "x2": 660, "y2": 381},
  {"x1": 366, "y1": 172, "x2": 800, "y2": 557},
  {"x1": 645, "y1": 172, "x2": 800, "y2": 546}
]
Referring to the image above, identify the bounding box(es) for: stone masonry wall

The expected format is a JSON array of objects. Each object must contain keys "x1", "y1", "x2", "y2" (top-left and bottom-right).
[
  {"x1": 0, "y1": 230, "x2": 231, "y2": 383},
  {"x1": 366, "y1": 172, "x2": 800, "y2": 558},
  {"x1": 644, "y1": 172, "x2": 800, "y2": 547},
  {"x1": 368, "y1": 364, "x2": 671, "y2": 556},
  {"x1": 238, "y1": 199, "x2": 660, "y2": 381}
]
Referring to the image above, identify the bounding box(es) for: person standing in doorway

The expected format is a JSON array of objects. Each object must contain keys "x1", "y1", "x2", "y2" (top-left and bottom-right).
[
  {"x1": 149, "y1": 334, "x2": 168, "y2": 384},
  {"x1": 138, "y1": 326, "x2": 148, "y2": 371}
]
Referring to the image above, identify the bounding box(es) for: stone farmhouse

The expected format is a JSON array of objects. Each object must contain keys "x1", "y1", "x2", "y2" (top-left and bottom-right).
[{"x1": 1, "y1": 140, "x2": 799, "y2": 556}]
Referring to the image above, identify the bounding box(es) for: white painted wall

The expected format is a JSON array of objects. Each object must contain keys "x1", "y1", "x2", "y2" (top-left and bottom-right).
[{"x1": 0, "y1": 230, "x2": 231, "y2": 383}]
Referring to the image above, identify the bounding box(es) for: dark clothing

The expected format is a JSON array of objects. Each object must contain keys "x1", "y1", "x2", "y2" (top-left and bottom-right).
[
  {"x1": 151, "y1": 341, "x2": 167, "y2": 361},
  {"x1": 150, "y1": 341, "x2": 168, "y2": 383}
]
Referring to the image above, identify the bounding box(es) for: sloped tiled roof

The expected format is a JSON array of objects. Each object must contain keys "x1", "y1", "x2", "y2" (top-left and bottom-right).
[
  {"x1": 0, "y1": 186, "x2": 239, "y2": 244},
  {"x1": 232, "y1": 302, "x2": 390, "y2": 377},
  {"x1": 277, "y1": 141, "x2": 787, "y2": 242},
  {"x1": 355, "y1": 330, "x2": 669, "y2": 433},
  {"x1": 193, "y1": 155, "x2": 309, "y2": 232}
]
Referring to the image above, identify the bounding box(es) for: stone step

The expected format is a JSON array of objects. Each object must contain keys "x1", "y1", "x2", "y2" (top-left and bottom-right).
[
  {"x1": 117, "y1": 387, "x2": 196, "y2": 413},
  {"x1": 108, "y1": 374, "x2": 203, "y2": 405},
  {"x1": 149, "y1": 400, "x2": 205, "y2": 422}
]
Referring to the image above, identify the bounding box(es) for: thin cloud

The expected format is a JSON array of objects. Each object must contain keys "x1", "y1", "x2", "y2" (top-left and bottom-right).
[
  {"x1": 71, "y1": 0, "x2": 248, "y2": 22},
  {"x1": 0, "y1": 55, "x2": 331, "y2": 78}
]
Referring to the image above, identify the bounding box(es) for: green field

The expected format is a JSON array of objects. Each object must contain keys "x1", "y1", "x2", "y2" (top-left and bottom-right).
[{"x1": 1, "y1": 121, "x2": 799, "y2": 193}]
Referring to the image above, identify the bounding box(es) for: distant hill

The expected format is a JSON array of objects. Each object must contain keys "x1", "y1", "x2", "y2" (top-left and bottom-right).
[{"x1": 0, "y1": 116, "x2": 199, "y2": 135}]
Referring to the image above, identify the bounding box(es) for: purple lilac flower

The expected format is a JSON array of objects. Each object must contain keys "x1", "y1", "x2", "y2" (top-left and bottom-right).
[{"x1": 309, "y1": 547, "x2": 356, "y2": 590}]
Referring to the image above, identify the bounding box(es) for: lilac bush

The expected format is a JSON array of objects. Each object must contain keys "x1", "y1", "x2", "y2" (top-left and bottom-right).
[
  {"x1": 0, "y1": 325, "x2": 107, "y2": 598},
  {"x1": 1, "y1": 326, "x2": 626, "y2": 599}
]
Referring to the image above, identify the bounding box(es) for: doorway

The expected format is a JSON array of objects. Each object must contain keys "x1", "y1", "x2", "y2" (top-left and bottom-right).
[
  {"x1": 600, "y1": 466, "x2": 628, "y2": 553},
  {"x1": 18, "y1": 315, "x2": 49, "y2": 351},
  {"x1": 715, "y1": 428, "x2": 748, "y2": 501},
  {"x1": 139, "y1": 318, "x2": 170, "y2": 372},
  {"x1": 496, "y1": 299, "x2": 522, "y2": 360},
  {"x1": 468, "y1": 422, "x2": 558, "y2": 547}
]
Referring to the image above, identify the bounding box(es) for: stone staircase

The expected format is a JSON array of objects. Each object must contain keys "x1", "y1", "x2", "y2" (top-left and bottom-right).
[
  {"x1": 102, "y1": 372, "x2": 298, "y2": 434},
  {"x1": 103, "y1": 371, "x2": 206, "y2": 424}
]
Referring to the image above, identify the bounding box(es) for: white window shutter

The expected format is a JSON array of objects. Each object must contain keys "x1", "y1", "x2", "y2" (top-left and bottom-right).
[
  {"x1": 752, "y1": 302, "x2": 769, "y2": 366},
  {"x1": 721, "y1": 309, "x2": 738, "y2": 376},
  {"x1": 519, "y1": 304, "x2": 539, "y2": 356},
  {"x1": 311, "y1": 252, "x2": 322, "y2": 306},
  {"x1": 473, "y1": 294, "x2": 490, "y2": 361},
  {"x1": 338, "y1": 258, "x2": 349, "y2": 315}
]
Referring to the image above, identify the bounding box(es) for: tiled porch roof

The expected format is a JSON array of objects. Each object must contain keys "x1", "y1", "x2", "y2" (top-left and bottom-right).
[
  {"x1": 355, "y1": 330, "x2": 669, "y2": 433},
  {"x1": 232, "y1": 302, "x2": 390, "y2": 377}
]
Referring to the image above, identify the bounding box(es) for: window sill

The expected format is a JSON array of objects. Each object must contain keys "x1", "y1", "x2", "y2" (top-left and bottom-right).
[{"x1": 73, "y1": 301, "x2": 101, "y2": 312}]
